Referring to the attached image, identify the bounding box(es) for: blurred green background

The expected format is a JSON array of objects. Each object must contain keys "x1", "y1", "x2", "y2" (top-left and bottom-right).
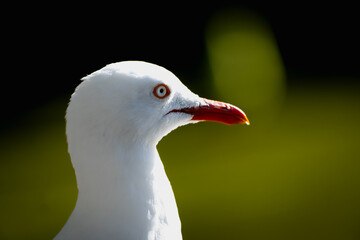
[{"x1": 1, "y1": 4, "x2": 360, "y2": 240}]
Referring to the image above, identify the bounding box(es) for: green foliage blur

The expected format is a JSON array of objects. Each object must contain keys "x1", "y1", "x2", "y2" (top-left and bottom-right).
[{"x1": 1, "y1": 9, "x2": 359, "y2": 240}]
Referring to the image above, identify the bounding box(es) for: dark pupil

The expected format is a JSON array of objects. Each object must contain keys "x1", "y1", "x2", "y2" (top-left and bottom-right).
[{"x1": 159, "y1": 88, "x2": 164, "y2": 94}]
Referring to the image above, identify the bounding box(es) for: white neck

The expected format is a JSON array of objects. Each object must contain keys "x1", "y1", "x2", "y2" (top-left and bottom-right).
[{"x1": 55, "y1": 138, "x2": 182, "y2": 240}]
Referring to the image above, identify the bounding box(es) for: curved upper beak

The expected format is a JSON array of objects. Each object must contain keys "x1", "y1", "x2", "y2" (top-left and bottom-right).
[{"x1": 170, "y1": 98, "x2": 250, "y2": 125}]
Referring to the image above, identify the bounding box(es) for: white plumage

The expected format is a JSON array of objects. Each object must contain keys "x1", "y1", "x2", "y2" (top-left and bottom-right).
[{"x1": 55, "y1": 61, "x2": 248, "y2": 240}]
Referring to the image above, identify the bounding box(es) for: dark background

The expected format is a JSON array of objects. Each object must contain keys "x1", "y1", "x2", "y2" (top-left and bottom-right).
[{"x1": 2, "y1": 2, "x2": 359, "y2": 127}]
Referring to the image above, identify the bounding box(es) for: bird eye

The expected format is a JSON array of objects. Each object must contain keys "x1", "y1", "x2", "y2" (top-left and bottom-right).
[{"x1": 153, "y1": 84, "x2": 170, "y2": 99}]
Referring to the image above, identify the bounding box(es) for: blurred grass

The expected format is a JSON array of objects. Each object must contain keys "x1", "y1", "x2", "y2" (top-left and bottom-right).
[
  {"x1": 160, "y1": 85, "x2": 360, "y2": 240},
  {"x1": 0, "y1": 100, "x2": 77, "y2": 240},
  {"x1": 0, "y1": 85, "x2": 359, "y2": 240},
  {"x1": 1, "y1": 8, "x2": 360, "y2": 240}
]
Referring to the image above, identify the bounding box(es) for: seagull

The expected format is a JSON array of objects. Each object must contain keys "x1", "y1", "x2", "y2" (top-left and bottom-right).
[{"x1": 55, "y1": 61, "x2": 249, "y2": 240}]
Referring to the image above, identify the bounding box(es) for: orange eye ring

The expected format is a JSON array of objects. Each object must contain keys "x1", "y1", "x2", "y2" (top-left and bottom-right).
[{"x1": 153, "y1": 84, "x2": 170, "y2": 99}]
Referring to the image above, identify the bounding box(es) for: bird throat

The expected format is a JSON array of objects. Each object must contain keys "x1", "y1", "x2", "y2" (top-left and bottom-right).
[{"x1": 58, "y1": 140, "x2": 181, "y2": 239}]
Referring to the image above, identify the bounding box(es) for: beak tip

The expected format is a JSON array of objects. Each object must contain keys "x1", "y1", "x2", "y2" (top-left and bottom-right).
[
  {"x1": 236, "y1": 107, "x2": 249, "y2": 126},
  {"x1": 239, "y1": 115, "x2": 250, "y2": 125}
]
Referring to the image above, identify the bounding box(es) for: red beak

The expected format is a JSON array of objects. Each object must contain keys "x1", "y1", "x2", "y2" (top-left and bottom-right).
[{"x1": 170, "y1": 99, "x2": 250, "y2": 125}]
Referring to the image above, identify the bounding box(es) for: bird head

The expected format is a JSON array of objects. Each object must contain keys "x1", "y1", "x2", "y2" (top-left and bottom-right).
[{"x1": 66, "y1": 61, "x2": 249, "y2": 146}]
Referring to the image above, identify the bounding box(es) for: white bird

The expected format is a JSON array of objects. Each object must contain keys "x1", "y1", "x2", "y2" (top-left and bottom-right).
[{"x1": 55, "y1": 61, "x2": 249, "y2": 240}]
